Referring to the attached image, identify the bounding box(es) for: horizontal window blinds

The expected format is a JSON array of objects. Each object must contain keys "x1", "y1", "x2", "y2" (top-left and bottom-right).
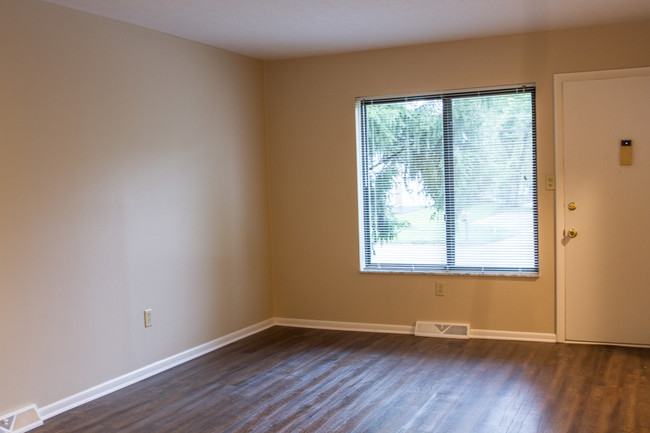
[{"x1": 357, "y1": 86, "x2": 538, "y2": 274}]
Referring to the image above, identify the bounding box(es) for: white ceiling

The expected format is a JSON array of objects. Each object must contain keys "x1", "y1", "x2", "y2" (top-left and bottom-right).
[{"x1": 42, "y1": 0, "x2": 650, "y2": 60}]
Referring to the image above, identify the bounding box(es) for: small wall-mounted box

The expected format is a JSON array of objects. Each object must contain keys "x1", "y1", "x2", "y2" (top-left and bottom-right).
[{"x1": 620, "y1": 139, "x2": 632, "y2": 166}]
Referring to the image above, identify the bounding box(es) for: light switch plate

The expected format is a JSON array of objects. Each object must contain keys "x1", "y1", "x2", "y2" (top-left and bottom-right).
[{"x1": 144, "y1": 309, "x2": 153, "y2": 328}]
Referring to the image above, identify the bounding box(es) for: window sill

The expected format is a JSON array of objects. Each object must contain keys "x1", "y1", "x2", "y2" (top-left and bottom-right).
[{"x1": 360, "y1": 268, "x2": 539, "y2": 278}]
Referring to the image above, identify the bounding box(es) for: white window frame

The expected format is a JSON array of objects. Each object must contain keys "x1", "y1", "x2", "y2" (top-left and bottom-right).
[{"x1": 355, "y1": 85, "x2": 539, "y2": 276}]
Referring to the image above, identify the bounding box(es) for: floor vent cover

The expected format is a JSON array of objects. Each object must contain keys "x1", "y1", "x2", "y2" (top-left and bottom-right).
[
  {"x1": 414, "y1": 321, "x2": 470, "y2": 339},
  {"x1": 0, "y1": 405, "x2": 42, "y2": 433}
]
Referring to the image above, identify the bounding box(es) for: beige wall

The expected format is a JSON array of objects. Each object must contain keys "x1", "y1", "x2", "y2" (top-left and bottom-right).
[
  {"x1": 0, "y1": 0, "x2": 272, "y2": 414},
  {"x1": 265, "y1": 21, "x2": 650, "y2": 332}
]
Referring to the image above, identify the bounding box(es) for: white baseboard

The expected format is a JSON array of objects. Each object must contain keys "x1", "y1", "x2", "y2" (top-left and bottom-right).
[
  {"x1": 274, "y1": 317, "x2": 414, "y2": 335},
  {"x1": 39, "y1": 318, "x2": 274, "y2": 421},
  {"x1": 275, "y1": 317, "x2": 556, "y2": 343},
  {"x1": 469, "y1": 329, "x2": 557, "y2": 343},
  {"x1": 34, "y1": 316, "x2": 555, "y2": 428}
]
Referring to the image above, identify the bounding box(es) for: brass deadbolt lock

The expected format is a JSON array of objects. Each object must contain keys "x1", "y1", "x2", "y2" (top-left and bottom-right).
[{"x1": 568, "y1": 202, "x2": 577, "y2": 211}]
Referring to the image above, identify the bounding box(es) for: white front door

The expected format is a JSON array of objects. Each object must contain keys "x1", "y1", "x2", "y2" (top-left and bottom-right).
[{"x1": 556, "y1": 67, "x2": 650, "y2": 346}]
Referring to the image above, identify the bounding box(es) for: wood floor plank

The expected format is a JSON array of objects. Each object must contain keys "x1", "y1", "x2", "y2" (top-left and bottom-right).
[{"x1": 34, "y1": 326, "x2": 650, "y2": 433}]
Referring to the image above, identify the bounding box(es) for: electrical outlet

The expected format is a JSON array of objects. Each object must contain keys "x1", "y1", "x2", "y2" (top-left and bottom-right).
[
  {"x1": 435, "y1": 281, "x2": 446, "y2": 296},
  {"x1": 144, "y1": 309, "x2": 153, "y2": 328},
  {"x1": 545, "y1": 174, "x2": 556, "y2": 191}
]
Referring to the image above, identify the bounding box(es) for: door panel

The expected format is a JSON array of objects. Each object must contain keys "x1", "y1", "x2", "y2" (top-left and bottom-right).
[{"x1": 563, "y1": 73, "x2": 650, "y2": 345}]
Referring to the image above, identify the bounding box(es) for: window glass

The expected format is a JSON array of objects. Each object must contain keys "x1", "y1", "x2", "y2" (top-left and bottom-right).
[{"x1": 357, "y1": 87, "x2": 538, "y2": 275}]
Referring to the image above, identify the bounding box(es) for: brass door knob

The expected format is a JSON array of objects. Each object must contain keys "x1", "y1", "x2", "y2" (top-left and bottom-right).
[
  {"x1": 567, "y1": 228, "x2": 578, "y2": 238},
  {"x1": 568, "y1": 202, "x2": 577, "y2": 211}
]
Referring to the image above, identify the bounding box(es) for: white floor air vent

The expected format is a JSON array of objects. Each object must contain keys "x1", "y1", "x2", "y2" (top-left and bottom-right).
[
  {"x1": 0, "y1": 406, "x2": 42, "y2": 433},
  {"x1": 414, "y1": 321, "x2": 470, "y2": 339}
]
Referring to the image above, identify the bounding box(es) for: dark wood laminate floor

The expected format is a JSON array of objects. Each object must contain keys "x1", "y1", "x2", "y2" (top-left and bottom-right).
[{"x1": 35, "y1": 326, "x2": 650, "y2": 433}]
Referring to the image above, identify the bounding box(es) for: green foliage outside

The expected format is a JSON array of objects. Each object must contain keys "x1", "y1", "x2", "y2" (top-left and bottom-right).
[
  {"x1": 393, "y1": 204, "x2": 518, "y2": 245},
  {"x1": 362, "y1": 92, "x2": 534, "y2": 248}
]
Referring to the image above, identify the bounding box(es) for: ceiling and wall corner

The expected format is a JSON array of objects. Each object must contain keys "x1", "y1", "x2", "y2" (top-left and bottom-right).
[{"x1": 40, "y1": 0, "x2": 650, "y2": 60}]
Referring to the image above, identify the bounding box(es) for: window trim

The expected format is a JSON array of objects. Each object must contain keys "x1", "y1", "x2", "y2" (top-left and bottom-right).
[{"x1": 356, "y1": 85, "x2": 539, "y2": 277}]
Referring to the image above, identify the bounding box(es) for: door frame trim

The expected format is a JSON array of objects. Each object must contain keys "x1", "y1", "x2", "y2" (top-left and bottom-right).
[{"x1": 553, "y1": 66, "x2": 650, "y2": 343}]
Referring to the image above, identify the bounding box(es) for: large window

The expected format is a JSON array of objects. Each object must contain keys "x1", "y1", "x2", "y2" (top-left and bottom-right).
[{"x1": 356, "y1": 86, "x2": 538, "y2": 275}]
